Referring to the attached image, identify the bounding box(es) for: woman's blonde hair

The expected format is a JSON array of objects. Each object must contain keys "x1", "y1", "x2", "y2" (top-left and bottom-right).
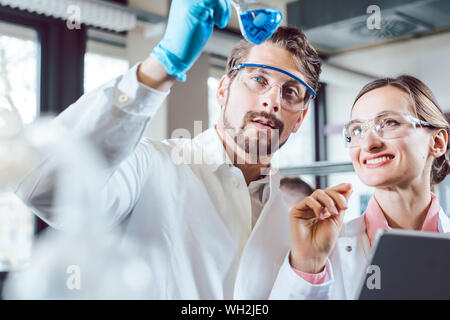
[{"x1": 352, "y1": 75, "x2": 449, "y2": 185}]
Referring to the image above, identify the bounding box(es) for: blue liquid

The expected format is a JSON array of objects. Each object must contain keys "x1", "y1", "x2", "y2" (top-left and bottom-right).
[{"x1": 239, "y1": 8, "x2": 283, "y2": 44}]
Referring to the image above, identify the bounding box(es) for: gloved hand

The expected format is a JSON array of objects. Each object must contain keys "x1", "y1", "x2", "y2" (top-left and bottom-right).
[{"x1": 151, "y1": 0, "x2": 231, "y2": 82}]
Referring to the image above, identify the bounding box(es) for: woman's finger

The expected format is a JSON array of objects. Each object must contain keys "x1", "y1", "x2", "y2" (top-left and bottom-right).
[
  {"x1": 323, "y1": 188, "x2": 349, "y2": 212},
  {"x1": 312, "y1": 189, "x2": 339, "y2": 217},
  {"x1": 291, "y1": 196, "x2": 323, "y2": 220},
  {"x1": 329, "y1": 183, "x2": 353, "y2": 201}
]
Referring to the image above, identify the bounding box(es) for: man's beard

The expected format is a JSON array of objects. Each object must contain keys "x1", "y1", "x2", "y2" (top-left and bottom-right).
[{"x1": 222, "y1": 109, "x2": 286, "y2": 160}]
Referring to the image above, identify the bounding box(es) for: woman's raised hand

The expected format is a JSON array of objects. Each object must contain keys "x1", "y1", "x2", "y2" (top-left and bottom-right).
[{"x1": 289, "y1": 183, "x2": 353, "y2": 274}]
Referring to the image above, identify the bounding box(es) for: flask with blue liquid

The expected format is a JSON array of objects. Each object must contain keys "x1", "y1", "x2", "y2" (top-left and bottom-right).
[{"x1": 231, "y1": 0, "x2": 283, "y2": 45}]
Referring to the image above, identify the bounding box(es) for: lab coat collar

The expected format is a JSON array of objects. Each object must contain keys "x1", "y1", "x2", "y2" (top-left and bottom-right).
[
  {"x1": 341, "y1": 214, "x2": 367, "y2": 238},
  {"x1": 248, "y1": 167, "x2": 280, "y2": 201},
  {"x1": 192, "y1": 127, "x2": 233, "y2": 172}
]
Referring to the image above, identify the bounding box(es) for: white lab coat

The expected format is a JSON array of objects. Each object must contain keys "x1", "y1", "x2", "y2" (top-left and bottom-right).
[
  {"x1": 16, "y1": 64, "x2": 304, "y2": 299},
  {"x1": 269, "y1": 208, "x2": 450, "y2": 300}
]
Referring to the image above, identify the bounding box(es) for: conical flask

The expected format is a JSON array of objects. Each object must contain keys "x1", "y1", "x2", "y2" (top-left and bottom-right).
[{"x1": 231, "y1": 0, "x2": 283, "y2": 44}]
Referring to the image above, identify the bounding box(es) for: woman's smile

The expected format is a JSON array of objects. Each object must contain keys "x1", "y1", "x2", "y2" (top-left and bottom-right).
[{"x1": 362, "y1": 153, "x2": 395, "y2": 168}]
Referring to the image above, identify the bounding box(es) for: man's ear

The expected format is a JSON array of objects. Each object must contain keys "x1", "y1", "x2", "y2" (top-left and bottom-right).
[
  {"x1": 216, "y1": 75, "x2": 230, "y2": 108},
  {"x1": 291, "y1": 106, "x2": 309, "y2": 133},
  {"x1": 430, "y1": 128, "x2": 448, "y2": 158}
]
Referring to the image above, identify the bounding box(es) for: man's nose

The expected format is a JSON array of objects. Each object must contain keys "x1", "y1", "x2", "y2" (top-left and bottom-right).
[
  {"x1": 260, "y1": 84, "x2": 281, "y2": 113},
  {"x1": 360, "y1": 127, "x2": 384, "y2": 152}
]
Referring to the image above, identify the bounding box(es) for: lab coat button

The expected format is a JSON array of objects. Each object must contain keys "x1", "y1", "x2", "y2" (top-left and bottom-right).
[
  {"x1": 118, "y1": 93, "x2": 129, "y2": 104},
  {"x1": 345, "y1": 245, "x2": 352, "y2": 252}
]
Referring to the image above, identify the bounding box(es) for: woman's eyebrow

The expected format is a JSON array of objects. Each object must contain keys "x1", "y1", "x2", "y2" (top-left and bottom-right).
[
  {"x1": 351, "y1": 110, "x2": 396, "y2": 122},
  {"x1": 348, "y1": 119, "x2": 363, "y2": 124}
]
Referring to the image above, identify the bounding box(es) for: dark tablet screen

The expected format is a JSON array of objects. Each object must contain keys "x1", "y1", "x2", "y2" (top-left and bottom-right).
[{"x1": 357, "y1": 229, "x2": 450, "y2": 300}]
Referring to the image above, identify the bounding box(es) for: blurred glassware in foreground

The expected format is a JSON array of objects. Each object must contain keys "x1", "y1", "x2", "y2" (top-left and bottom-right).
[
  {"x1": 0, "y1": 104, "x2": 37, "y2": 272},
  {"x1": 231, "y1": 0, "x2": 283, "y2": 44},
  {"x1": 0, "y1": 193, "x2": 34, "y2": 271},
  {"x1": 1, "y1": 106, "x2": 153, "y2": 298},
  {"x1": 0, "y1": 104, "x2": 39, "y2": 192}
]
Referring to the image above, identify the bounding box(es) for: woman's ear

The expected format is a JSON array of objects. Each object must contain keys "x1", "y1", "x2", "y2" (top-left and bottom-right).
[
  {"x1": 216, "y1": 75, "x2": 230, "y2": 108},
  {"x1": 430, "y1": 129, "x2": 448, "y2": 158}
]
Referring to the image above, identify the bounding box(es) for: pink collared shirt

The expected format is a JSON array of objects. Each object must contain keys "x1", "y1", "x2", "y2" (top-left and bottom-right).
[
  {"x1": 292, "y1": 192, "x2": 441, "y2": 284},
  {"x1": 364, "y1": 193, "x2": 440, "y2": 246}
]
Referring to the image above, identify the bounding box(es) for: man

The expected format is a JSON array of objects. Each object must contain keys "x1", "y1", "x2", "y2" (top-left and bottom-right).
[
  {"x1": 18, "y1": 0, "x2": 322, "y2": 299},
  {"x1": 280, "y1": 176, "x2": 314, "y2": 210}
]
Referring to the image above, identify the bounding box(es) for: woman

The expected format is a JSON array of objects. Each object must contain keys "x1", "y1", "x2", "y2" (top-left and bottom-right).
[{"x1": 285, "y1": 75, "x2": 449, "y2": 299}]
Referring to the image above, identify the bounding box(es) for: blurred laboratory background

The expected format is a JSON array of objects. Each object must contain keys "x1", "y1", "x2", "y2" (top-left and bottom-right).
[{"x1": 0, "y1": 0, "x2": 449, "y2": 296}]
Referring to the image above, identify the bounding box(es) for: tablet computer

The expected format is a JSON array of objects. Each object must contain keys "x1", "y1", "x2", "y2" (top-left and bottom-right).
[{"x1": 355, "y1": 228, "x2": 450, "y2": 300}]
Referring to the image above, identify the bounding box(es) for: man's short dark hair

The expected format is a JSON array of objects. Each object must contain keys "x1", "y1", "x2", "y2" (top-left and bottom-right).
[{"x1": 280, "y1": 176, "x2": 314, "y2": 197}]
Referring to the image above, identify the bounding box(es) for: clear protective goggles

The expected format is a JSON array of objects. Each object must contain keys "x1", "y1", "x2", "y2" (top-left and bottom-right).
[
  {"x1": 230, "y1": 63, "x2": 317, "y2": 112},
  {"x1": 343, "y1": 111, "x2": 435, "y2": 148}
]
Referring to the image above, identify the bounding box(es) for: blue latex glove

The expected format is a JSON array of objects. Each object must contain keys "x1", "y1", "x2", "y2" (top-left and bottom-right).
[{"x1": 151, "y1": 0, "x2": 231, "y2": 82}]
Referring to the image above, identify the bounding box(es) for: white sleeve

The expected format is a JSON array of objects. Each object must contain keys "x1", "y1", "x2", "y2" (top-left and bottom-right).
[
  {"x1": 15, "y1": 64, "x2": 169, "y2": 229},
  {"x1": 55, "y1": 63, "x2": 168, "y2": 166},
  {"x1": 269, "y1": 252, "x2": 335, "y2": 300}
]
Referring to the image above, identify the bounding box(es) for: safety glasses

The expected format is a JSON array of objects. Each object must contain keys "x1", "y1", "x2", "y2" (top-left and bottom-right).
[
  {"x1": 230, "y1": 63, "x2": 317, "y2": 112},
  {"x1": 343, "y1": 111, "x2": 435, "y2": 148}
]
